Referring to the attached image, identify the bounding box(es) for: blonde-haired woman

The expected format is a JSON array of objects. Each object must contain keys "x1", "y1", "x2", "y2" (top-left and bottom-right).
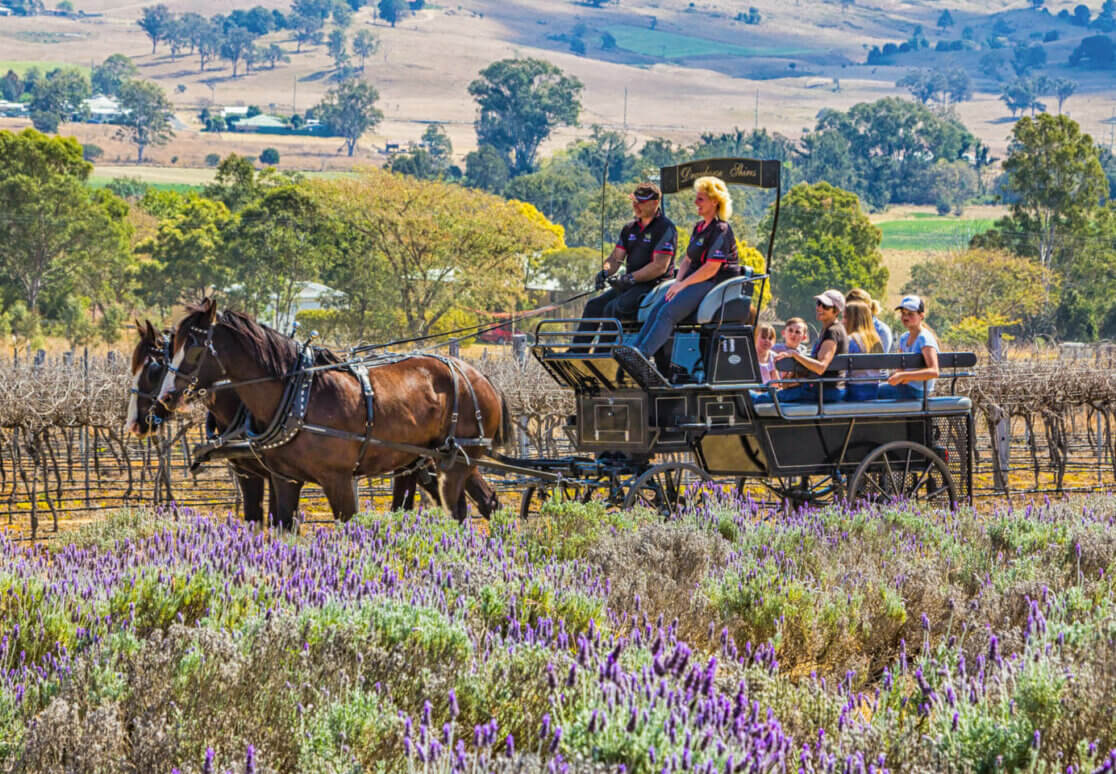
[
  {"x1": 843, "y1": 300, "x2": 883, "y2": 401},
  {"x1": 627, "y1": 176, "x2": 741, "y2": 363},
  {"x1": 846, "y1": 287, "x2": 893, "y2": 353}
]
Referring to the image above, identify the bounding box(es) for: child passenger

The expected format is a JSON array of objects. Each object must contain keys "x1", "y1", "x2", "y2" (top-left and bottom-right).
[
  {"x1": 755, "y1": 323, "x2": 777, "y2": 384},
  {"x1": 773, "y1": 317, "x2": 809, "y2": 355},
  {"x1": 843, "y1": 301, "x2": 882, "y2": 401}
]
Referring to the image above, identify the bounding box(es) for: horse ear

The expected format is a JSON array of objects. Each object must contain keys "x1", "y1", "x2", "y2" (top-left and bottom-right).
[
  {"x1": 144, "y1": 320, "x2": 159, "y2": 341},
  {"x1": 135, "y1": 318, "x2": 146, "y2": 337},
  {"x1": 202, "y1": 297, "x2": 218, "y2": 326}
]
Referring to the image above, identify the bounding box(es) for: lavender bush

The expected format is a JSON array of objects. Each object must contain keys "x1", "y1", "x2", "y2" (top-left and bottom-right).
[{"x1": 0, "y1": 494, "x2": 1113, "y2": 772}]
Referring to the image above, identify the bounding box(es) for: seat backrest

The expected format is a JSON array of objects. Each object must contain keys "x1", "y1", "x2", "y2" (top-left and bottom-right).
[
  {"x1": 694, "y1": 272, "x2": 753, "y2": 325},
  {"x1": 637, "y1": 280, "x2": 675, "y2": 322}
]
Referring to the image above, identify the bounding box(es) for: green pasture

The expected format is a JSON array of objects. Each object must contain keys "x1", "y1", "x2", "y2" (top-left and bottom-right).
[
  {"x1": 603, "y1": 26, "x2": 812, "y2": 59},
  {"x1": 0, "y1": 59, "x2": 89, "y2": 77},
  {"x1": 877, "y1": 216, "x2": 996, "y2": 251}
]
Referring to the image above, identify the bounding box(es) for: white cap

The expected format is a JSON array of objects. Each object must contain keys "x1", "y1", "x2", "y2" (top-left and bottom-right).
[{"x1": 896, "y1": 295, "x2": 925, "y2": 313}]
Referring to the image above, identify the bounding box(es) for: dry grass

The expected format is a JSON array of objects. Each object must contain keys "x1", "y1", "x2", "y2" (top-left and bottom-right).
[{"x1": 0, "y1": 0, "x2": 1113, "y2": 170}]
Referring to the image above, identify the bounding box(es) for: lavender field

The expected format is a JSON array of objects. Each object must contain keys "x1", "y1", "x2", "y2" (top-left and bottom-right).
[{"x1": 1, "y1": 494, "x2": 1116, "y2": 773}]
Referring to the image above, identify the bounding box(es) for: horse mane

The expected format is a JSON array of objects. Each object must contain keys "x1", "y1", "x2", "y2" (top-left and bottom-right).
[{"x1": 217, "y1": 309, "x2": 343, "y2": 377}]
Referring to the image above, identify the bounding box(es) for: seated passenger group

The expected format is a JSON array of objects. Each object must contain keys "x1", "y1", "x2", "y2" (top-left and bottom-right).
[{"x1": 754, "y1": 291, "x2": 939, "y2": 403}]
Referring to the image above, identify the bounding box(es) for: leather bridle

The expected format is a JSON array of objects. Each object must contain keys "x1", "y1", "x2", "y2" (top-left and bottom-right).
[{"x1": 160, "y1": 324, "x2": 228, "y2": 408}]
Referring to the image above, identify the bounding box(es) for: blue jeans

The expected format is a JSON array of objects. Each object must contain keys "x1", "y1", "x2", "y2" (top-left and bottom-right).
[
  {"x1": 878, "y1": 383, "x2": 926, "y2": 400},
  {"x1": 752, "y1": 385, "x2": 846, "y2": 404},
  {"x1": 632, "y1": 280, "x2": 717, "y2": 357},
  {"x1": 845, "y1": 382, "x2": 879, "y2": 401}
]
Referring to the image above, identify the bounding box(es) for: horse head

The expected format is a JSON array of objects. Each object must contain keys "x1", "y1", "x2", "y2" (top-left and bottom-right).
[
  {"x1": 157, "y1": 297, "x2": 223, "y2": 413},
  {"x1": 126, "y1": 319, "x2": 174, "y2": 437}
]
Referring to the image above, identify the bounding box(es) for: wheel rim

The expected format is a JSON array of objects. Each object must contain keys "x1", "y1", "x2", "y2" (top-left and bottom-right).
[
  {"x1": 850, "y1": 441, "x2": 957, "y2": 509},
  {"x1": 623, "y1": 463, "x2": 711, "y2": 517}
]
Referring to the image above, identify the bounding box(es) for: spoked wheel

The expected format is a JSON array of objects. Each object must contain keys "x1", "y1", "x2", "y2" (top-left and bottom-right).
[
  {"x1": 622, "y1": 462, "x2": 712, "y2": 517},
  {"x1": 519, "y1": 481, "x2": 592, "y2": 520},
  {"x1": 848, "y1": 441, "x2": 957, "y2": 509},
  {"x1": 768, "y1": 475, "x2": 845, "y2": 512}
]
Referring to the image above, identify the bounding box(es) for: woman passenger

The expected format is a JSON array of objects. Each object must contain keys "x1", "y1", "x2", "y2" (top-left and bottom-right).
[
  {"x1": 846, "y1": 288, "x2": 893, "y2": 353},
  {"x1": 754, "y1": 289, "x2": 848, "y2": 404},
  {"x1": 626, "y1": 176, "x2": 740, "y2": 361},
  {"x1": 843, "y1": 300, "x2": 882, "y2": 401},
  {"x1": 755, "y1": 323, "x2": 777, "y2": 384},
  {"x1": 878, "y1": 295, "x2": 939, "y2": 400}
]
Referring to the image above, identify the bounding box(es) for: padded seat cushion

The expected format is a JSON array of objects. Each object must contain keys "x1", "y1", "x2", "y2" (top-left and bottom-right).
[
  {"x1": 694, "y1": 275, "x2": 752, "y2": 324},
  {"x1": 751, "y1": 396, "x2": 972, "y2": 419}
]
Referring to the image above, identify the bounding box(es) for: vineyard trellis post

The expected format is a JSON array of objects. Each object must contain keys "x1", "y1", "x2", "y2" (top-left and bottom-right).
[{"x1": 988, "y1": 326, "x2": 1011, "y2": 492}]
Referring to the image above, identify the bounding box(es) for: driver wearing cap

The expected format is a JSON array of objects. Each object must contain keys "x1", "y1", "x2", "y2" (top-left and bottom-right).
[{"x1": 572, "y1": 182, "x2": 677, "y2": 348}]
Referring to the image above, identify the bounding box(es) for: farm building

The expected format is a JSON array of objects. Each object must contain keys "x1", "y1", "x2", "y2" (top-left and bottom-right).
[
  {"x1": 234, "y1": 114, "x2": 287, "y2": 132},
  {"x1": 0, "y1": 100, "x2": 27, "y2": 117},
  {"x1": 81, "y1": 94, "x2": 124, "y2": 123}
]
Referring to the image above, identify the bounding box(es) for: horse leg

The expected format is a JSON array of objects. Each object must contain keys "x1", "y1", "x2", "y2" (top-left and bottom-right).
[
  {"x1": 235, "y1": 466, "x2": 265, "y2": 525},
  {"x1": 392, "y1": 473, "x2": 419, "y2": 511},
  {"x1": 464, "y1": 470, "x2": 500, "y2": 519},
  {"x1": 320, "y1": 474, "x2": 358, "y2": 522},
  {"x1": 438, "y1": 465, "x2": 473, "y2": 524},
  {"x1": 271, "y1": 477, "x2": 303, "y2": 531}
]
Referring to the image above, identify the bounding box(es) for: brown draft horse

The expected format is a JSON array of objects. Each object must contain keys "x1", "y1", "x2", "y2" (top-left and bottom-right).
[
  {"x1": 156, "y1": 299, "x2": 511, "y2": 524},
  {"x1": 128, "y1": 321, "x2": 499, "y2": 525}
]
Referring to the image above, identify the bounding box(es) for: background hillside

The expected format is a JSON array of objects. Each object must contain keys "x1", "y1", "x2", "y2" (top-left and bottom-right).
[{"x1": 2, "y1": 0, "x2": 1115, "y2": 168}]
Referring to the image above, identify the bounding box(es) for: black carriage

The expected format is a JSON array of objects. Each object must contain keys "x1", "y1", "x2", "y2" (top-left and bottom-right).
[{"x1": 517, "y1": 158, "x2": 976, "y2": 516}]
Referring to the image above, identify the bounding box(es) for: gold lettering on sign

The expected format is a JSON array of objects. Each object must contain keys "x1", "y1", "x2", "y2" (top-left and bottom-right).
[{"x1": 729, "y1": 162, "x2": 758, "y2": 181}]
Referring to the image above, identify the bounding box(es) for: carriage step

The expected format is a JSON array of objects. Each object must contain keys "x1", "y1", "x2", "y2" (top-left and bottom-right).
[{"x1": 611, "y1": 345, "x2": 671, "y2": 390}]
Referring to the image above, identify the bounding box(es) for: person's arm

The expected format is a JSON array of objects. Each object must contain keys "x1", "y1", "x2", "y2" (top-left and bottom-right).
[
  {"x1": 776, "y1": 336, "x2": 836, "y2": 375},
  {"x1": 630, "y1": 224, "x2": 677, "y2": 282},
  {"x1": 888, "y1": 344, "x2": 939, "y2": 385},
  {"x1": 602, "y1": 245, "x2": 626, "y2": 276},
  {"x1": 665, "y1": 259, "x2": 718, "y2": 300}
]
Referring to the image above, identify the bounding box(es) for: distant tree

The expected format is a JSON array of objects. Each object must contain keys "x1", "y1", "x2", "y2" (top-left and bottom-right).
[
  {"x1": 91, "y1": 54, "x2": 137, "y2": 96},
  {"x1": 352, "y1": 29, "x2": 378, "y2": 70},
  {"x1": 945, "y1": 67, "x2": 972, "y2": 103},
  {"x1": 192, "y1": 19, "x2": 222, "y2": 71},
  {"x1": 897, "y1": 69, "x2": 944, "y2": 104},
  {"x1": 569, "y1": 36, "x2": 586, "y2": 55},
  {"x1": 937, "y1": 9, "x2": 954, "y2": 28},
  {"x1": 637, "y1": 137, "x2": 685, "y2": 173},
  {"x1": 1001, "y1": 113, "x2": 1108, "y2": 272},
  {"x1": 601, "y1": 31, "x2": 617, "y2": 50},
  {"x1": 760, "y1": 181, "x2": 887, "y2": 318},
  {"x1": 316, "y1": 79, "x2": 383, "y2": 156},
  {"x1": 115, "y1": 79, "x2": 174, "y2": 162},
  {"x1": 327, "y1": 28, "x2": 348, "y2": 69},
  {"x1": 1000, "y1": 78, "x2": 1038, "y2": 117},
  {"x1": 1, "y1": 70, "x2": 22, "y2": 102},
  {"x1": 258, "y1": 147, "x2": 280, "y2": 165},
  {"x1": 137, "y1": 4, "x2": 172, "y2": 54},
  {"x1": 1044, "y1": 29, "x2": 1059, "y2": 42},
  {"x1": 1012, "y1": 42, "x2": 1047, "y2": 75},
  {"x1": 220, "y1": 26, "x2": 257, "y2": 77},
  {"x1": 904, "y1": 249, "x2": 1051, "y2": 332},
  {"x1": 573, "y1": 124, "x2": 637, "y2": 184},
  {"x1": 331, "y1": 0, "x2": 352, "y2": 26},
  {"x1": 291, "y1": 13, "x2": 325, "y2": 51},
  {"x1": 264, "y1": 43, "x2": 290, "y2": 69},
  {"x1": 378, "y1": 0, "x2": 407, "y2": 26},
  {"x1": 463, "y1": 144, "x2": 510, "y2": 193},
  {"x1": 205, "y1": 152, "x2": 221, "y2": 167},
  {"x1": 980, "y1": 51, "x2": 1007, "y2": 80},
  {"x1": 82, "y1": 142, "x2": 103, "y2": 161},
  {"x1": 137, "y1": 195, "x2": 232, "y2": 306},
  {"x1": 388, "y1": 147, "x2": 442, "y2": 178},
  {"x1": 1029, "y1": 0, "x2": 1044, "y2": 10},
  {"x1": 163, "y1": 17, "x2": 189, "y2": 59},
  {"x1": 1053, "y1": 78, "x2": 1077, "y2": 113},
  {"x1": 1069, "y1": 35, "x2": 1115, "y2": 67},
  {"x1": 468, "y1": 58, "x2": 583, "y2": 175},
  {"x1": 29, "y1": 68, "x2": 90, "y2": 132},
  {"x1": 243, "y1": 44, "x2": 263, "y2": 74},
  {"x1": 1072, "y1": 3, "x2": 1091, "y2": 26}
]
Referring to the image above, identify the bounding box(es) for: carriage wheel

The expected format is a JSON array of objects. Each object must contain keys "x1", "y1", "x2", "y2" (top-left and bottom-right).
[
  {"x1": 769, "y1": 475, "x2": 845, "y2": 512},
  {"x1": 848, "y1": 441, "x2": 957, "y2": 509},
  {"x1": 519, "y1": 481, "x2": 591, "y2": 520},
  {"x1": 622, "y1": 462, "x2": 712, "y2": 517}
]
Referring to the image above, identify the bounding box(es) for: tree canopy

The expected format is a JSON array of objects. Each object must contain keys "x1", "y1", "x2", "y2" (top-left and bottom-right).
[
  {"x1": 761, "y1": 181, "x2": 887, "y2": 318},
  {"x1": 316, "y1": 79, "x2": 382, "y2": 156},
  {"x1": 468, "y1": 58, "x2": 583, "y2": 176},
  {"x1": 115, "y1": 79, "x2": 174, "y2": 163}
]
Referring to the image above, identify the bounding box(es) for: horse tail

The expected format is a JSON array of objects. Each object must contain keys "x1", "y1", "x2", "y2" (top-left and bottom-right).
[{"x1": 494, "y1": 390, "x2": 515, "y2": 451}]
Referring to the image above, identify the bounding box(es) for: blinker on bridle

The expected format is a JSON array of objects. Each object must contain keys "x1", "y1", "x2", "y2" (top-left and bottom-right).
[{"x1": 160, "y1": 324, "x2": 228, "y2": 409}]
